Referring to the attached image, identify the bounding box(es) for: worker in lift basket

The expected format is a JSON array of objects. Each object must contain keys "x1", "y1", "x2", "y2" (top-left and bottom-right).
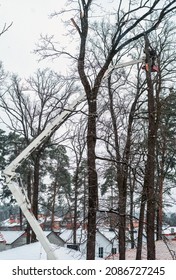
[{"x1": 142, "y1": 47, "x2": 159, "y2": 72}]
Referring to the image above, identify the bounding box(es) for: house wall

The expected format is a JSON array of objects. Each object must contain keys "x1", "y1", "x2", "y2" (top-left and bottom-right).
[
  {"x1": 0, "y1": 242, "x2": 6, "y2": 252},
  {"x1": 79, "y1": 231, "x2": 115, "y2": 259},
  {"x1": 11, "y1": 235, "x2": 26, "y2": 249},
  {"x1": 111, "y1": 238, "x2": 118, "y2": 253},
  {"x1": 95, "y1": 231, "x2": 113, "y2": 258},
  {"x1": 79, "y1": 242, "x2": 86, "y2": 256},
  {"x1": 47, "y1": 233, "x2": 65, "y2": 247},
  {"x1": 6, "y1": 234, "x2": 26, "y2": 250},
  {"x1": 0, "y1": 225, "x2": 22, "y2": 231}
]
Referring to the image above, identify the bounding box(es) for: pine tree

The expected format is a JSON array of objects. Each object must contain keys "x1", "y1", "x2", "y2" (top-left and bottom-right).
[{"x1": 40, "y1": 144, "x2": 71, "y2": 229}]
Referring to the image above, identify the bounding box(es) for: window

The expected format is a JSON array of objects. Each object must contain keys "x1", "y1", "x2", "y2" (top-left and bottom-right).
[
  {"x1": 99, "y1": 247, "x2": 104, "y2": 258},
  {"x1": 171, "y1": 228, "x2": 175, "y2": 234},
  {"x1": 67, "y1": 244, "x2": 79, "y2": 251},
  {"x1": 111, "y1": 248, "x2": 117, "y2": 255}
]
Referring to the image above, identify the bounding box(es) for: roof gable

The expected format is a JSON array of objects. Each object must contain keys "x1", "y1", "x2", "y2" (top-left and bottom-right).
[{"x1": 0, "y1": 231, "x2": 25, "y2": 244}]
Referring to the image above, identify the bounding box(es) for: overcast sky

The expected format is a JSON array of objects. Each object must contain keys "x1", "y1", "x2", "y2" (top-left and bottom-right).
[
  {"x1": 0, "y1": 0, "x2": 114, "y2": 79},
  {"x1": 0, "y1": 0, "x2": 69, "y2": 78},
  {"x1": 0, "y1": 0, "x2": 114, "y2": 133}
]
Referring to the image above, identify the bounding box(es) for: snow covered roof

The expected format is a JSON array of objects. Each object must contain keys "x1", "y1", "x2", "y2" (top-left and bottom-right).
[
  {"x1": 0, "y1": 218, "x2": 20, "y2": 227},
  {"x1": 106, "y1": 240, "x2": 176, "y2": 260},
  {"x1": 46, "y1": 216, "x2": 62, "y2": 222},
  {"x1": 98, "y1": 228, "x2": 117, "y2": 242},
  {"x1": 59, "y1": 229, "x2": 87, "y2": 244},
  {"x1": 0, "y1": 231, "x2": 25, "y2": 244},
  {"x1": 163, "y1": 226, "x2": 176, "y2": 235},
  {"x1": 59, "y1": 228, "x2": 118, "y2": 244},
  {"x1": 0, "y1": 242, "x2": 87, "y2": 260},
  {"x1": 41, "y1": 231, "x2": 65, "y2": 243}
]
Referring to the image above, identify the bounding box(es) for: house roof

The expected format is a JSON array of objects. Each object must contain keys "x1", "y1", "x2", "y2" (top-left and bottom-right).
[
  {"x1": 106, "y1": 240, "x2": 176, "y2": 260},
  {"x1": 42, "y1": 231, "x2": 65, "y2": 243},
  {"x1": 46, "y1": 216, "x2": 62, "y2": 222},
  {"x1": 0, "y1": 230, "x2": 65, "y2": 245},
  {"x1": 0, "y1": 241, "x2": 86, "y2": 260},
  {"x1": 163, "y1": 226, "x2": 176, "y2": 235},
  {"x1": 98, "y1": 228, "x2": 117, "y2": 243},
  {"x1": 0, "y1": 231, "x2": 25, "y2": 244},
  {"x1": 59, "y1": 228, "x2": 116, "y2": 245},
  {"x1": 0, "y1": 218, "x2": 21, "y2": 227},
  {"x1": 59, "y1": 229, "x2": 87, "y2": 244}
]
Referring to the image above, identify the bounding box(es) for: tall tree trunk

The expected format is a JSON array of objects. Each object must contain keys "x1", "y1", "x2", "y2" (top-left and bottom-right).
[
  {"x1": 129, "y1": 175, "x2": 135, "y2": 249},
  {"x1": 156, "y1": 133, "x2": 166, "y2": 240},
  {"x1": 136, "y1": 168, "x2": 147, "y2": 260},
  {"x1": 73, "y1": 169, "x2": 79, "y2": 244},
  {"x1": 108, "y1": 73, "x2": 140, "y2": 258},
  {"x1": 83, "y1": 168, "x2": 87, "y2": 230},
  {"x1": 26, "y1": 170, "x2": 32, "y2": 244},
  {"x1": 31, "y1": 154, "x2": 40, "y2": 242},
  {"x1": 156, "y1": 165, "x2": 164, "y2": 240},
  {"x1": 86, "y1": 97, "x2": 98, "y2": 259},
  {"x1": 75, "y1": 0, "x2": 99, "y2": 259},
  {"x1": 51, "y1": 181, "x2": 57, "y2": 230},
  {"x1": 145, "y1": 36, "x2": 157, "y2": 260},
  {"x1": 107, "y1": 76, "x2": 126, "y2": 259},
  {"x1": 19, "y1": 208, "x2": 23, "y2": 230},
  {"x1": 118, "y1": 180, "x2": 127, "y2": 259}
]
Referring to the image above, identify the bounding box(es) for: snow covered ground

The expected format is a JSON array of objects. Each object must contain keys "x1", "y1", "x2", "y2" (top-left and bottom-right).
[{"x1": 0, "y1": 242, "x2": 87, "y2": 260}]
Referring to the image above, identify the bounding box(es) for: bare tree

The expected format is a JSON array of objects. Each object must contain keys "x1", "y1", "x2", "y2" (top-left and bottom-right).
[
  {"x1": 35, "y1": 0, "x2": 176, "y2": 259},
  {"x1": 96, "y1": 55, "x2": 146, "y2": 259},
  {"x1": 154, "y1": 21, "x2": 176, "y2": 241},
  {"x1": 0, "y1": 69, "x2": 77, "y2": 241},
  {"x1": 69, "y1": 116, "x2": 87, "y2": 243}
]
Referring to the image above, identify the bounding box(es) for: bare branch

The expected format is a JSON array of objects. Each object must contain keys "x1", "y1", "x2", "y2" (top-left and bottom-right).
[
  {"x1": 0, "y1": 22, "x2": 13, "y2": 36},
  {"x1": 71, "y1": 18, "x2": 82, "y2": 36}
]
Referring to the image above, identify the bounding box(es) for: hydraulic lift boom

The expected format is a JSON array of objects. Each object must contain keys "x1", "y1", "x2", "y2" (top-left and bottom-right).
[{"x1": 3, "y1": 58, "x2": 143, "y2": 259}]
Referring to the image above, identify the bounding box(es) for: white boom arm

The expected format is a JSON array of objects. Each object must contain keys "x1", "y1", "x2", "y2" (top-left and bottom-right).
[
  {"x1": 3, "y1": 94, "x2": 85, "y2": 260},
  {"x1": 3, "y1": 58, "x2": 143, "y2": 260},
  {"x1": 8, "y1": 179, "x2": 57, "y2": 260},
  {"x1": 103, "y1": 58, "x2": 143, "y2": 79},
  {"x1": 4, "y1": 93, "x2": 85, "y2": 183}
]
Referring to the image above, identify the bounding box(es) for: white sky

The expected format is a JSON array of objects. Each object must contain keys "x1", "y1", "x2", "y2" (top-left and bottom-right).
[
  {"x1": 0, "y1": 0, "x2": 68, "y2": 78},
  {"x1": 0, "y1": 0, "x2": 114, "y2": 79}
]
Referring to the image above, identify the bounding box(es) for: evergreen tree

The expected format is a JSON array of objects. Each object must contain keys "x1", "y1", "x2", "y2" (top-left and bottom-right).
[
  {"x1": 40, "y1": 144, "x2": 71, "y2": 229},
  {"x1": 72, "y1": 159, "x2": 88, "y2": 224},
  {"x1": 101, "y1": 164, "x2": 118, "y2": 209},
  {"x1": 0, "y1": 129, "x2": 7, "y2": 170}
]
